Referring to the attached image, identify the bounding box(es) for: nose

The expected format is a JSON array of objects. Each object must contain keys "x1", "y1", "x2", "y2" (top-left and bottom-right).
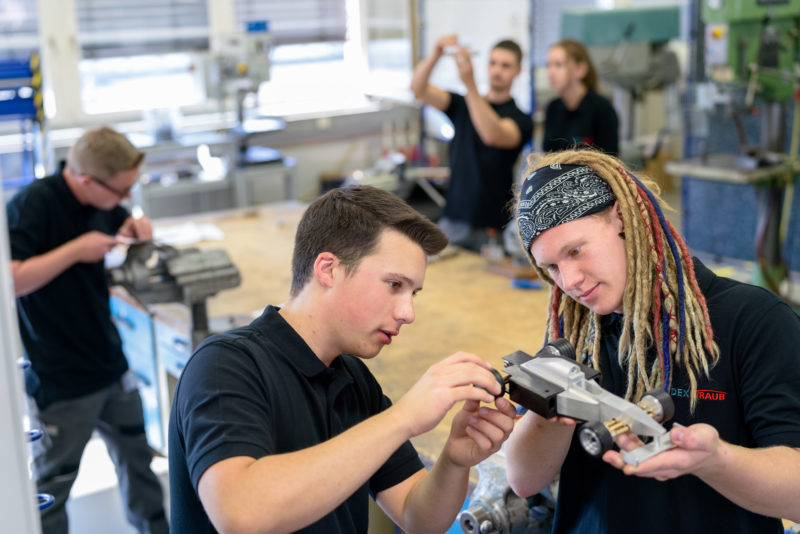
[
  {"x1": 395, "y1": 295, "x2": 415, "y2": 325},
  {"x1": 558, "y1": 263, "x2": 584, "y2": 293}
]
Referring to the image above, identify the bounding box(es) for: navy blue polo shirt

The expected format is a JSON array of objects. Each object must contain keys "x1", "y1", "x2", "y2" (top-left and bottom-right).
[
  {"x1": 169, "y1": 306, "x2": 424, "y2": 533},
  {"x1": 443, "y1": 92, "x2": 533, "y2": 230},
  {"x1": 6, "y1": 167, "x2": 130, "y2": 408},
  {"x1": 543, "y1": 90, "x2": 619, "y2": 157}
]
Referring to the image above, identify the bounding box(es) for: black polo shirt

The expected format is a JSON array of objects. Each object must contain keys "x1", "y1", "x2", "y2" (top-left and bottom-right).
[
  {"x1": 552, "y1": 259, "x2": 800, "y2": 533},
  {"x1": 543, "y1": 90, "x2": 619, "y2": 156},
  {"x1": 443, "y1": 92, "x2": 533, "y2": 230},
  {"x1": 6, "y1": 167, "x2": 129, "y2": 408},
  {"x1": 168, "y1": 306, "x2": 424, "y2": 534}
]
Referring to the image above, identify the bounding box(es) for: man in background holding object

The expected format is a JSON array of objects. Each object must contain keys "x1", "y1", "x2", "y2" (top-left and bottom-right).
[
  {"x1": 411, "y1": 34, "x2": 533, "y2": 251},
  {"x1": 6, "y1": 126, "x2": 168, "y2": 534}
]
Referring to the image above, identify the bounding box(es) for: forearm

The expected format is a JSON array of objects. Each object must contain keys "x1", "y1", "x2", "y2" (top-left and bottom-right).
[
  {"x1": 410, "y1": 51, "x2": 441, "y2": 98},
  {"x1": 463, "y1": 85, "x2": 520, "y2": 148},
  {"x1": 401, "y1": 445, "x2": 471, "y2": 534},
  {"x1": 505, "y1": 412, "x2": 574, "y2": 497},
  {"x1": 10, "y1": 244, "x2": 78, "y2": 297},
  {"x1": 203, "y1": 407, "x2": 414, "y2": 534},
  {"x1": 698, "y1": 444, "x2": 800, "y2": 521}
]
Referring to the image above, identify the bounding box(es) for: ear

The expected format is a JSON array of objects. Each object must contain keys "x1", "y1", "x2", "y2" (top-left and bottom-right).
[
  {"x1": 313, "y1": 252, "x2": 339, "y2": 288},
  {"x1": 612, "y1": 201, "x2": 624, "y2": 233},
  {"x1": 67, "y1": 167, "x2": 90, "y2": 187},
  {"x1": 575, "y1": 60, "x2": 588, "y2": 81}
]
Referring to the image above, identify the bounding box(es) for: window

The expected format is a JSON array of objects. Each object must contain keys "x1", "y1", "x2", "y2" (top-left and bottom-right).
[
  {"x1": 0, "y1": 0, "x2": 39, "y2": 59},
  {"x1": 233, "y1": 0, "x2": 347, "y2": 45},
  {"x1": 79, "y1": 54, "x2": 205, "y2": 114},
  {"x1": 76, "y1": 0, "x2": 209, "y2": 58},
  {"x1": 75, "y1": 0, "x2": 209, "y2": 114}
]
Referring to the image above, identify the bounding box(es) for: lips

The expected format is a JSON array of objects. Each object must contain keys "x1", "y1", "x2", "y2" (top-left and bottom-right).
[
  {"x1": 577, "y1": 284, "x2": 599, "y2": 302},
  {"x1": 379, "y1": 329, "x2": 398, "y2": 345}
]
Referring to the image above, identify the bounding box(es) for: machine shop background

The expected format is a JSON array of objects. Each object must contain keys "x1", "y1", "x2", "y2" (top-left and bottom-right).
[{"x1": 2, "y1": 1, "x2": 799, "y2": 533}]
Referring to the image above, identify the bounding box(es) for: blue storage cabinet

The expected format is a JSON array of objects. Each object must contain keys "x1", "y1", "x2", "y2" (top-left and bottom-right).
[
  {"x1": 154, "y1": 312, "x2": 192, "y2": 425},
  {"x1": 110, "y1": 292, "x2": 166, "y2": 454}
]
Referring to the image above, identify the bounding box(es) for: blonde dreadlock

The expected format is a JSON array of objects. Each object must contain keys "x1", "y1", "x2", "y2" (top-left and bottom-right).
[{"x1": 516, "y1": 150, "x2": 719, "y2": 411}]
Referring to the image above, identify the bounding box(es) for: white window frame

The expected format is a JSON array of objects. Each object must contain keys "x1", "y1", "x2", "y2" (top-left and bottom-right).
[{"x1": 34, "y1": 0, "x2": 377, "y2": 129}]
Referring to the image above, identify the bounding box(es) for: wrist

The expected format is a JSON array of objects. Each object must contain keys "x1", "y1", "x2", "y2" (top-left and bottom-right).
[
  {"x1": 64, "y1": 238, "x2": 81, "y2": 262},
  {"x1": 382, "y1": 404, "x2": 416, "y2": 442},
  {"x1": 695, "y1": 438, "x2": 731, "y2": 479},
  {"x1": 440, "y1": 439, "x2": 472, "y2": 470}
]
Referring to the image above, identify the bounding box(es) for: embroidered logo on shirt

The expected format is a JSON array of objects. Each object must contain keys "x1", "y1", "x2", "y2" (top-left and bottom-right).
[
  {"x1": 671, "y1": 388, "x2": 727, "y2": 401},
  {"x1": 696, "y1": 389, "x2": 727, "y2": 401}
]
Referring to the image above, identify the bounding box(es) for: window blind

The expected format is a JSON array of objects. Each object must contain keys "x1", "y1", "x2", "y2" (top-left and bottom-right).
[
  {"x1": 0, "y1": 0, "x2": 39, "y2": 57},
  {"x1": 234, "y1": 0, "x2": 347, "y2": 45},
  {"x1": 76, "y1": 0, "x2": 210, "y2": 58}
]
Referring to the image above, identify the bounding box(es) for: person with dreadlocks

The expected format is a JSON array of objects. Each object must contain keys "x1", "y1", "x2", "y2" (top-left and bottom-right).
[{"x1": 504, "y1": 149, "x2": 800, "y2": 533}]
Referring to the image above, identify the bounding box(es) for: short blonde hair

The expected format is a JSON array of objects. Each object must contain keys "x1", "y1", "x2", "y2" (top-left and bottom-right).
[{"x1": 67, "y1": 126, "x2": 145, "y2": 180}]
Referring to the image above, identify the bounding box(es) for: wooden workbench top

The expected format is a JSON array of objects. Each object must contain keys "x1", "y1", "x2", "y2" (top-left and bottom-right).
[{"x1": 157, "y1": 201, "x2": 549, "y2": 461}]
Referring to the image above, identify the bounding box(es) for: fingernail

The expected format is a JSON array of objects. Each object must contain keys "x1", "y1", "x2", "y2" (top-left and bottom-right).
[{"x1": 469, "y1": 417, "x2": 478, "y2": 425}]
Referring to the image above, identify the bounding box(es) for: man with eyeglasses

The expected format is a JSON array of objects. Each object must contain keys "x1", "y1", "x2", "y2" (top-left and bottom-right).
[{"x1": 6, "y1": 126, "x2": 168, "y2": 534}]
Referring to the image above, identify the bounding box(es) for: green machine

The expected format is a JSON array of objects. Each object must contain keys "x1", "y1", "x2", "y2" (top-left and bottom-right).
[
  {"x1": 561, "y1": 5, "x2": 681, "y2": 47},
  {"x1": 560, "y1": 6, "x2": 683, "y2": 148},
  {"x1": 705, "y1": 0, "x2": 800, "y2": 295},
  {"x1": 666, "y1": 0, "x2": 800, "y2": 301},
  {"x1": 703, "y1": 0, "x2": 800, "y2": 103}
]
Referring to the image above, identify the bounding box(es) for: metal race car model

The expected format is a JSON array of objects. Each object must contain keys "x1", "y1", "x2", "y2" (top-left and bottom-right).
[{"x1": 491, "y1": 339, "x2": 677, "y2": 466}]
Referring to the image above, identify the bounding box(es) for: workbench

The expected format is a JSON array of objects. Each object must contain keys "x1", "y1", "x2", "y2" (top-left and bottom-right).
[{"x1": 148, "y1": 201, "x2": 550, "y2": 462}]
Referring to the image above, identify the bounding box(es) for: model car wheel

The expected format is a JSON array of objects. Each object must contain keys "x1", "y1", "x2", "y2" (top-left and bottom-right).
[
  {"x1": 547, "y1": 337, "x2": 576, "y2": 360},
  {"x1": 641, "y1": 388, "x2": 675, "y2": 423},
  {"x1": 579, "y1": 421, "x2": 614, "y2": 458}
]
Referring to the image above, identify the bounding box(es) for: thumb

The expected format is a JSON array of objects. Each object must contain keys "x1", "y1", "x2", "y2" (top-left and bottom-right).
[
  {"x1": 461, "y1": 399, "x2": 480, "y2": 413},
  {"x1": 670, "y1": 426, "x2": 689, "y2": 447}
]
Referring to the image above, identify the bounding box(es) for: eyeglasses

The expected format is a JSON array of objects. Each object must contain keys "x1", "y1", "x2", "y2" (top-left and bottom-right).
[{"x1": 86, "y1": 173, "x2": 137, "y2": 199}]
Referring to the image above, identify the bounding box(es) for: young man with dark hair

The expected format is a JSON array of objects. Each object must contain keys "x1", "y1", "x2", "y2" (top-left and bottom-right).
[
  {"x1": 411, "y1": 34, "x2": 533, "y2": 251},
  {"x1": 7, "y1": 126, "x2": 168, "y2": 534},
  {"x1": 169, "y1": 185, "x2": 517, "y2": 533}
]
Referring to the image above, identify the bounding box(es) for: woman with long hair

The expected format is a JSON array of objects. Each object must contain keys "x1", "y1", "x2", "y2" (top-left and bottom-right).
[{"x1": 543, "y1": 40, "x2": 619, "y2": 156}]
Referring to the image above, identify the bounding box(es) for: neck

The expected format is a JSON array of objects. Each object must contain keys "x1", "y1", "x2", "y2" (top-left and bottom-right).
[
  {"x1": 486, "y1": 86, "x2": 512, "y2": 105},
  {"x1": 561, "y1": 82, "x2": 588, "y2": 111},
  {"x1": 62, "y1": 167, "x2": 88, "y2": 205},
  {"x1": 279, "y1": 292, "x2": 338, "y2": 366}
]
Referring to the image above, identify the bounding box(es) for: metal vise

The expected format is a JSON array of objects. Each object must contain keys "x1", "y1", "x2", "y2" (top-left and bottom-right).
[
  {"x1": 109, "y1": 242, "x2": 240, "y2": 305},
  {"x1": 109, "y1": 242, "x2": 241, "y2": 346}
]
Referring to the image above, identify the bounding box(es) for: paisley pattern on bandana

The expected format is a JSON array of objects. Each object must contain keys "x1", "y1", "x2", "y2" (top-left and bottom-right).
[{"x1": 517, "y1": 164, "x2": 615, "y2": 252}]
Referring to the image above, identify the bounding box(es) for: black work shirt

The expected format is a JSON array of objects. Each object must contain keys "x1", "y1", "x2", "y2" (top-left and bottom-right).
[
  {"x1": 543, "y1": 90, "x2": 619, "y2": 156},
  {"x1": 6, "y1": 167, "x2": 129, "y2": 408},
  {"x1": 443, "y1": 92, "x2": 533, "y2": 230},
  {"x1": 552, "y1": 259, "x2": 800, "y2": 533},
  {"x1": 168, "y1": 306, "x2": 424, "y2": 534}
]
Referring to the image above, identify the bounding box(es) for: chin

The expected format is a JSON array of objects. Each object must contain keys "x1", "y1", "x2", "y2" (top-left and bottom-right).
[
  {"x1": 353, "y1": 346, "x2": 382, "y2": 359},
  {"x1": 591, "y1": 302, "x2": 623, "y2": 316}
]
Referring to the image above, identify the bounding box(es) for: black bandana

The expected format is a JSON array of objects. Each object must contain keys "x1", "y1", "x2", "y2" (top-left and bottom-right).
[{"x1": 517, "y1": 163, "x2": 615, "y2": 252}]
